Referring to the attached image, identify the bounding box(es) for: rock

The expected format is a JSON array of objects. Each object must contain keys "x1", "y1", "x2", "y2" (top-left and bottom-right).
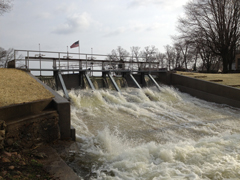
[
  {"x1": 8, "y1": 166, "x2": 14, "y2": 170},
  {"x1": 36, "y1": 175, "x2": 41, "y2": 178},
  {"x1": 13, "y1": 175, "x2": 20, "y2": 179},
  {"x1": 6, "y1": 138, "x2": 14, "y2": 146},
  {"x1": 1, "y1": 171, "x2": 7, "y2": 176},
  {"x1": 3, "y1": 151, "x2": 11, "y2": 157},
  {"x1": 16, "y1": 171, "x2": 22, "y2": 175},
  {"x1": 11, "y1": 152, "x2": 18, "y2": 156},
  {"x1": 17, "y1": 154, "x2": 21, "y2": 159},
  {"x1": 32, "y1": 151, "x2": 48, "y2": 159},
  {"x1": 0, "y1": 121, "x2": 6, "y2": 150},
  {"x1": 22, "y1": 149, "x2": 31, "y2": 154},
  {"x1": 19, "y1": 161, "x2": 26, "y2": 165},
  {"x1": 1, "y1": 157, "x2": 10, "y2": 163}
]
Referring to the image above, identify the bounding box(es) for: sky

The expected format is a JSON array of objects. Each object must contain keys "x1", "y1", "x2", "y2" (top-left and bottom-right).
[{"x1": 0, "y1": 0, "x2": 189, "y2": 55}]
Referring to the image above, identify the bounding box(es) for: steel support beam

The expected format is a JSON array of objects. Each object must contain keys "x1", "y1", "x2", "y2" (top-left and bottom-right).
[
  {"x1": 108, "y1": 73, "x2": 121, "y2": 92},
  {"x1": 129, "y1": 74, "x2": 142, "y2": 89},
  {"x1": 84, "y1": 73, "x2": 95, "y2": 90},
  {"x1": 57, "y1": 71, "x2": 70, "y2": 100},
  {"x1": 148, "y1": 74, "x2": 161, "y2": 91}
]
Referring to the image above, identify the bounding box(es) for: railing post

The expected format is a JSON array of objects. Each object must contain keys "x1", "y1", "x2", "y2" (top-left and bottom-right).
[
  {"x1": 26, "y1": 51, "x2": 29, "y2": 69},
  {"x1": 40, "y1": 56, "x2": 42, "y2": 76},
  {"x1": 58, "y1": 52, "x2": 60, "y2": 70},
  {"x1": 85, "y1": 54, "x2": 88, "y2": 70},
  {"x1": 14, "y1": 50, "x2": 16, "y2": 66}
]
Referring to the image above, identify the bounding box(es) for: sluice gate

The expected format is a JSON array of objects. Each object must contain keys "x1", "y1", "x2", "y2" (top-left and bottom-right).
[
  {"x1": 129, "y1": 73, "x2": 142, "y2": 89},
  {"x1": 13, "y1": 49, "x2": 167, "y2": 97}
]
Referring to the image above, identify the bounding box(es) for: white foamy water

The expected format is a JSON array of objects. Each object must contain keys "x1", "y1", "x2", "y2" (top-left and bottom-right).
[{"x1": 65, "y1": 86, "x2": 240, "y2": 180}]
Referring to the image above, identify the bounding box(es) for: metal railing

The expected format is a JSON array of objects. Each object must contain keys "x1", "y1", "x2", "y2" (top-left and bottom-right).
[{"x1": 14, "y1": 49, "x2": 165, "y2": 76}]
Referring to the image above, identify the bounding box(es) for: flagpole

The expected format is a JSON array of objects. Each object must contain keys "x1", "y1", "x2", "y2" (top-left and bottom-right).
[
  {"x1": 78, "y1": 40, "x2": 81, "y2": 70},
  {"x1": 78, "y1": 40, "x2": 80, "y2": 59}
]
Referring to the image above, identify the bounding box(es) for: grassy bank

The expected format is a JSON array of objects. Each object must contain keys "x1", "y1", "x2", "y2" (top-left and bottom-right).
[{"x1": 176, "y1": 72, "x2": 240, "y2": 88}]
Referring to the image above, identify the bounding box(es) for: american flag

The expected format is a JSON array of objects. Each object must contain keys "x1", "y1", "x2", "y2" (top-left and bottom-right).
[{"x1": 70, "y1": 41, "x2": 79, "y2": 48}]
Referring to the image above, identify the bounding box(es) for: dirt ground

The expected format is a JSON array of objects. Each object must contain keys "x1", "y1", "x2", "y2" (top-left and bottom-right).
[
  {"x1": 0, "y1": 69, "x2": 54, "y2": 107},
  {"x1": 176, "y1": 71, "x2": 240, "y2": 88}
]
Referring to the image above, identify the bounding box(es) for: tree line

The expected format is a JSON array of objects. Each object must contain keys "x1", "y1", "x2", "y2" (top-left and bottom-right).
[{"x1": 107, "y1": 0, "x2": 240, "y2": 73}]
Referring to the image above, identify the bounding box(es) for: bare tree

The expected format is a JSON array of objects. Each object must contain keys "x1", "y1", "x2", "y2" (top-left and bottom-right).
[
  {"x1": 140, "y1": 46, "x2": 158, "y2": 69},
  {"x1": 155, "y1": 52, "x2": 166, "y2": 69},
  {"x1": 177, "y1": 0, "x2": 240, "y2": 72},
  {"x1": 173, "y1": 37, "x2": 193, "y2": 70},
  {"x1": 106, "y1": 46, "x2": 130, "y2": 70},
  {"x1": 198, "y1": 45, "x2": 220, "y2": 72},
  {"x1": 164, "y1": 45, "x2": 176, "y2": 70},
  {"x1": 107, "y1": 46, "x2": 129, "y2": 61},
  {"x1": 0, "y1": 0, "x2": 12, "y2": 15},
  {"x1": 174, "y1": 46, "x2": 183, "y2": 69},
  {"x1": 0, "y1": 47, "x2": 14, "y2": 68},
  {"x1": 130, "y1": 46, "x2": 141, "y2": 69}
]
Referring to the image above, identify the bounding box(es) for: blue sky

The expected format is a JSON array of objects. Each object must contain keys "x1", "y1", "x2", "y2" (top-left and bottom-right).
[{"x1": 0, "y1": 0, "x2": 188, "y2": 55}]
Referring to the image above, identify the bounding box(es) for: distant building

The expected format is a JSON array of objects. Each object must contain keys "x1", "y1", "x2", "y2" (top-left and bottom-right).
[{"x1": 235, "y1": 50, "x2": 240, "y2": 70}]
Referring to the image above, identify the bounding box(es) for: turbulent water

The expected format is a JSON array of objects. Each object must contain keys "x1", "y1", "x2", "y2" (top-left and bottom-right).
[{"x1": 63, "y1": 85, "x2": 240, "y2": 180}]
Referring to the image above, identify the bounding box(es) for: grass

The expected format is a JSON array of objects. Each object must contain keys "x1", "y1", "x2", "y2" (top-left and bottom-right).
[
  {"x1": 176, "y1": 71, "x2": 240, "y2": 88},
  {"x1": 0, "y1": 69, "x2": 54, "y2": 107}
]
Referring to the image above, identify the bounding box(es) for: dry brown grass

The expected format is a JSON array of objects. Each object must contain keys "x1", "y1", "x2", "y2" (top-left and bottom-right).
[
  {"x1": 176, "y1": 71, "x2": 240, "y2": 88},
  {"x1": 0, "y1": 69, "x2": 54, "y2": 107}
]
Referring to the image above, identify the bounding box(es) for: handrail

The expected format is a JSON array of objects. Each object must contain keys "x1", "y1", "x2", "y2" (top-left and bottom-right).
[{"x1": 14, "y1": 49, "x2": 166, "y2": 76}]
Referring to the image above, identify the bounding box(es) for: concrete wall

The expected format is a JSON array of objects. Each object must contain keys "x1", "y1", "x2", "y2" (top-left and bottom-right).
[
  {"x1": 61, "y1": 74, "x2": 82, "y2": 90},
  {"x1": 57, "y1": 73, "x2": 146, "y2": 89},
  {"x1": 171, "y1": 73, "x2": 240, "y2": 108},
  {"x1": 29, "y1": 74, "x2": 74, "y2": 140},
  {"x1": 52, "y1": 71, "x2": 240, "y2": 109},
  {"x1": 0, "y1": 99, "x2": 52, "y2": 121}
]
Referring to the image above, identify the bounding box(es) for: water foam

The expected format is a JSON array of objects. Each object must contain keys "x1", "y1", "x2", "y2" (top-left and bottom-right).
[{"x1": 67, "y1": 87, "x2": 240, "y2": 179}]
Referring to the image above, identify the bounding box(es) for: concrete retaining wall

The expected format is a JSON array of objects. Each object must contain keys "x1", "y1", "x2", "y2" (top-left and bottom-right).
[
  {"x1": 0, "y1": 99, "x2": 52, "y2": 121},
  {"x1": 29, "y1": 74, "x2": 74, "y2": 140},
  {"x1": 170, "y1": 73, "x2": 240, "y2": 108}
]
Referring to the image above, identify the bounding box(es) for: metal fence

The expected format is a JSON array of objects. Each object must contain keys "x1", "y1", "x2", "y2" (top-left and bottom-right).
[{"x1": 14, "y1": 49, "x2": 164, "y2": 76}]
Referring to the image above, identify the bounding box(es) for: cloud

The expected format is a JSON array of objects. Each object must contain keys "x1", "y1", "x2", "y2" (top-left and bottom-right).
[
  {"x1": 128, "y1": 0, "x2": 188, "y2": 10},
  {"x1": 55, "y1": 3, "x2": 77, "y2": 14},
  {"x1": 103, "y1": 27, "x2": 126, "y2": 37},
  {"x1": 103, "y1": 22, "x2": 163, "y2": 37},
  {"x1": 128, "y1": 0, "x2": 164, "y2": 8},
  {"x1": 36, "y1": 12, "x2": 53, "y2": 19},
  {"x1": 53, "y1": 12, "x2": 92, "y2": 34}
]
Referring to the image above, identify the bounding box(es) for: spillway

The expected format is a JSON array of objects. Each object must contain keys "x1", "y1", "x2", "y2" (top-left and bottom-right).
[{"x1": 62, "y1": 85, "x2": 240, "y2": 179}]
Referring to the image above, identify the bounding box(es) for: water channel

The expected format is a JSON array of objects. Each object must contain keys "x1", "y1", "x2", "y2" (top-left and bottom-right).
[{"x1": 62, "y1": 85, "x2": 240, "y2": 179}]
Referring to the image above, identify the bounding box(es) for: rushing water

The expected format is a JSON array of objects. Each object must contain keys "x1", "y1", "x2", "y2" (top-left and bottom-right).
[{"x1": 63, "y1": 85, "x2": 240, "y2": 180}]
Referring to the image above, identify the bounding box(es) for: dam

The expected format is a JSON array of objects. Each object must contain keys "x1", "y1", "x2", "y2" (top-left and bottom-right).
[{"x1": 9, "y1": 50, "x2": 240, "y2": 179}]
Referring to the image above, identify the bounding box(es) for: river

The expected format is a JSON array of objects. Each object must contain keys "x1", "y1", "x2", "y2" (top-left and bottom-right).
[{"x1": 63, "y1": 85, "x2": 240, "y2": 180}]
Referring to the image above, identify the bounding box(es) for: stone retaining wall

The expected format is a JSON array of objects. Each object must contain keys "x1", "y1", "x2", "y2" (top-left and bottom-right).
[{"x1": 5, "y1": 111, "x2": 60, "y2": 149}]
